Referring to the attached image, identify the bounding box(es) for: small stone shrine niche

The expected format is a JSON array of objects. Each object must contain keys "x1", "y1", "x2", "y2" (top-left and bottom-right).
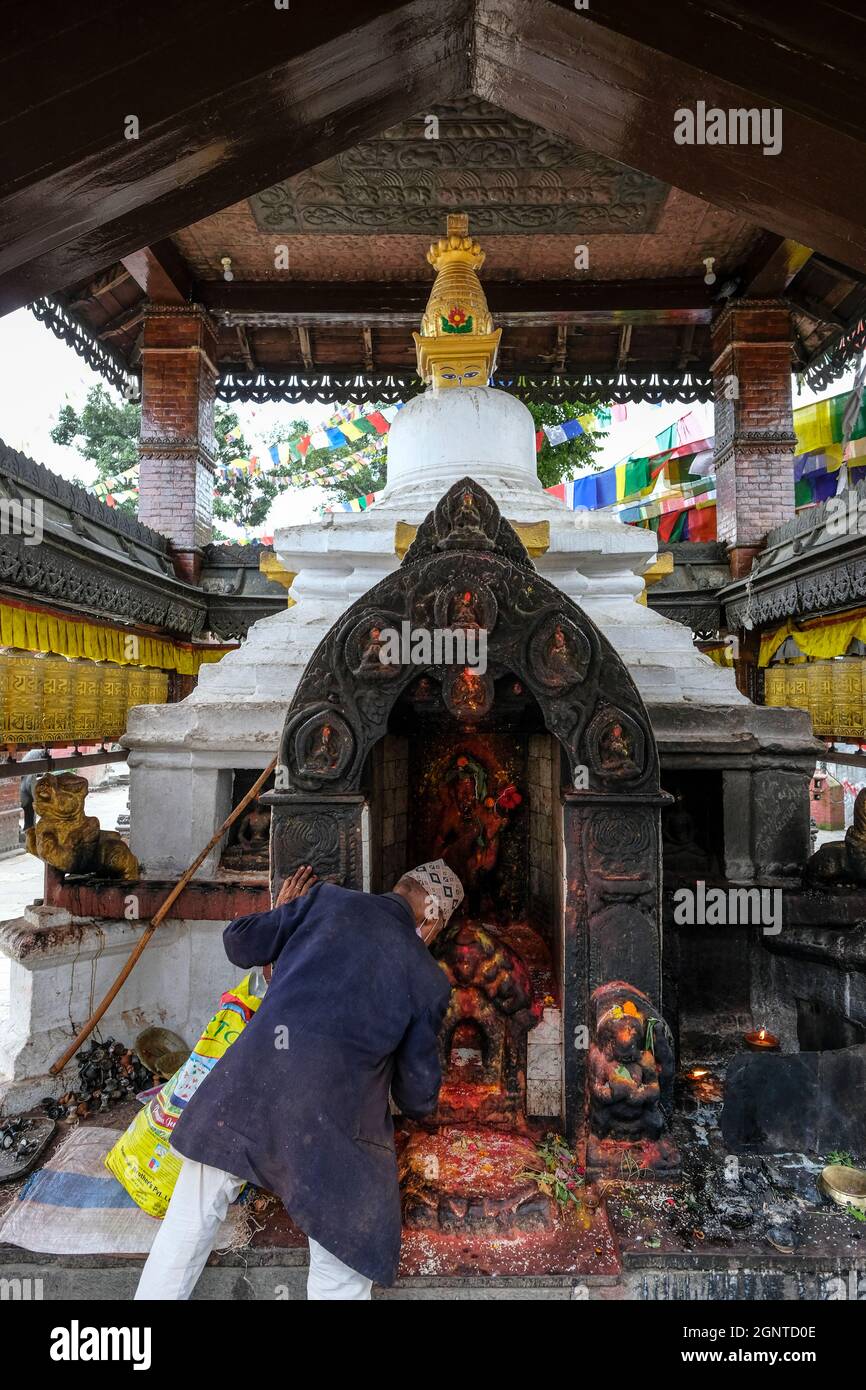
[
  {"x1": 268, "y1": 478, "x2": 675, "y2": 1237},
  {"x1": 220, "y1": 768, "x2": 274, "y2": 874}
]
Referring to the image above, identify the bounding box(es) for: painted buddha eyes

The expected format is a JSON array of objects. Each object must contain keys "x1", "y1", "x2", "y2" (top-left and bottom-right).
[{"x1": 439, "y1": 367, "x2": 482, "y2": 383}]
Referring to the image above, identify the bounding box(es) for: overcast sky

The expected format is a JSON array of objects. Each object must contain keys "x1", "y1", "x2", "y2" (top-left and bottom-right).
[{"x1": 0, "y1": 305, "x2": 856, "y2": 536}]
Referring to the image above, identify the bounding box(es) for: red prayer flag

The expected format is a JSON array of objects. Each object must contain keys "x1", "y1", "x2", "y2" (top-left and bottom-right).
[
  {"x1": 366, "y1": 411, "x2": 390, "y2": 434},
  {"x1": 685, "y1": 505, "x2": 717, "y2": 541},
  {"x1": 657, "y1": 509, "x2": 685, "y2": 542}
]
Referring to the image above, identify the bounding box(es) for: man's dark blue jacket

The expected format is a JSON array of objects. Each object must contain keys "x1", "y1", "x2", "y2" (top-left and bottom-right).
[{"x1": 170, "y1": 881, "x2": 451, "y2": 1286}]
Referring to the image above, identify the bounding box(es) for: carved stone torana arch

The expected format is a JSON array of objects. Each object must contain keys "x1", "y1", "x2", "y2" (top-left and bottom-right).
[{"x1": 277, "y1": 477, "x2": 660, "y2": 798}]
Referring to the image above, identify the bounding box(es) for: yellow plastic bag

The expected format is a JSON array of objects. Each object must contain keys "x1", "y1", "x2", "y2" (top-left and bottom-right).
[{"x1": 105, "y1": 973, "x2": 263, "y2": 1217}]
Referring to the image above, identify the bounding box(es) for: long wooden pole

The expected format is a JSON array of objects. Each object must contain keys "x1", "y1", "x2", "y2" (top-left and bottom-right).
[{"x1": 49, "y1": 756, "x2": 277, "y2": 1077}]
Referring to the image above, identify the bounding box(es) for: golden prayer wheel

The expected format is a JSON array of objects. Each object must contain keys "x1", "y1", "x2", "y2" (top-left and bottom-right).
[
  {"x1": 70, "y1": 658, "x2": 102, "y2": 744},
  {"x1": 832, "y1": 658, "x2": 863, "y2": 739},
  {"x1": 4, "y1": 647, "x2": 43, "y2": 744},
  {"x1": 0, "y1": 649, "x2": 10, "y2": 743},
  {"x1": 763, "y1": 667, "x2": 786, "y2": 707},
  {"x1": 783, "y1": 664, "x2": 809, "y2": 712},
  {"x1": 35, "y1": 652, "x2": 74, "y2": 743},
  {"x1": 145, "y1": 669, "x2": 169, "y2": 706},
  {"x1": 806, "y1": 661, "x2": 835, "y2": 736},
  {"x1": 126, "y1": 664, "x2": 151, "y2": 712},
  {"x1": 99, "y1": 663, "x2": 130, "y2": 739}
]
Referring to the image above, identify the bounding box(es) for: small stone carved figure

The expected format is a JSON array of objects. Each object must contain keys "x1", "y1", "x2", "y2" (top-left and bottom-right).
[
  {"x1": 804, "y1": 786, "x2": 866, "y2": 884},
  {"x1": 450, "y1": 488, "x2": 484, "y2": 541},
  {"x1": 587, "y1": 982, "x2": 678, "y2": 1176},
  {"x1": 307, "y1": 722, "x2": 340, "y2": 772},
  {"x1": 359, "y1": 626, "x2": 387, "y2": 671},
  {"x1": 447, "y1": 668, "x2": 490, "y2": 718},
  {"x1": 26, "y1": 773, "x2": 139, "y2": 880},
  {"x1": 542, "y1": 623, "x2": 579, "y2": 689},
  {"x1": 223, "y1": 801, "x2": 271, "y2": 871},
  {"x1": 589, "y1": 1007, "x2": 664, "y2": 1142},
  {"x1": 449, "y1": 590, "x2": 481, "y2": 629},
  {"x1": 599, "y1": 721, "x2": 639, "y2": 776},
  {"x1": 663, "y1": 797, "x2": 716, "y2": 875}
]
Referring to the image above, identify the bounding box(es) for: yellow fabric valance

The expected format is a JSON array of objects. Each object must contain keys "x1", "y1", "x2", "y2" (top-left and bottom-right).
[
  {"x1": 759, "y1": 607, "x2": 866, "y2": 667},
  {"x1": 0, "y1": 599, "x2": 232, "y2": 676}
]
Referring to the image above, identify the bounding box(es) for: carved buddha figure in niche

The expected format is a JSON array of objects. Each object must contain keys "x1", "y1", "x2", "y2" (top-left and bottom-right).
[
  {"x1": 663, "y1": 797, "x2": 715, "y2": 875},
  {"x1": 449, "y1": 590, "x2": 481, "y2": 630},
  {"x1": 452, "y1": 488, "x2": 483, "y2": 539},
  {"x1": 448, "y1": 667, "x2": 489, "y2": 717},
  {"x1": 307, "y1": 722, "x2": 340, "y2": 772},
  {"x1": 599, "y1": 720, "x2": 639, "y2": 776},
  {"x1": 588, "y1": 1005, "x2": 664, "y2": 1142},
  {"x1": 545, "y1": 624, "x2": 576, "y2": 685},
  {"x1": 359, "y1": 625, "x2": 387, "y2": 671},
  {"x1": 224, "y1": 800, "x2": 271, "y2": 870}
]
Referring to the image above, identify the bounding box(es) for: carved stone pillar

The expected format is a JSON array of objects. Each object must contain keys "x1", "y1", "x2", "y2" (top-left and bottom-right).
[
  {"x1": 138, "y1": 305, "x2": 218, "y2": 583},
  {"x1": 711, "y1": 300, "x2": 796, "y2": 575},
  {"x1": 561, "y1": 792, "x2": 667, "y2": 1142},
  {"x1": 267, "y1": 794, "x2": 367, "y2": 901}
]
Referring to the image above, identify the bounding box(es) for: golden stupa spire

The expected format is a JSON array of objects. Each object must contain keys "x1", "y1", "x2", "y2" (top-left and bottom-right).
[{"x1": 413, "y1": 213, "x2": 501, "y2": 389}]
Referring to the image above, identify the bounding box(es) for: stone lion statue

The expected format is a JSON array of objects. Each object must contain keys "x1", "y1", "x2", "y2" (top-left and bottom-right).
[
  {"x1": 26, "y1": 772, "x2": 139, "y2": 880},
  {"x1": 803, "y1": 786, "x2": 866, "y2": 885}
]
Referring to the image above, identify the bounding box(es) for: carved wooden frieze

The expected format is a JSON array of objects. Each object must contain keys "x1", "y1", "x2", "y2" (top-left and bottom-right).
[{"x1": 249, "y1": 98, "x2": 667, "y2": 236}]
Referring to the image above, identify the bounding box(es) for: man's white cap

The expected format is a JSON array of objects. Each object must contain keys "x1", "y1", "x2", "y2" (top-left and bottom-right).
[{"x1": 406, "y1": 859, "x2": 464, "y2": 925}]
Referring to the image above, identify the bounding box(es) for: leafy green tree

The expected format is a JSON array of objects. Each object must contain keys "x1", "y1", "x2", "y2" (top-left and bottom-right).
[
  {"x1": 51, "y1": 385, "x2": 140, "y2": 510},
  {"x1": 50, "y1": 385, "x2": 289, "y2": 532}
]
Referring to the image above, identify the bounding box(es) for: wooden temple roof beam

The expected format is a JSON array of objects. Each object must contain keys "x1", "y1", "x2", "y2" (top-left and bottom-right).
[
  {"x1": 726, "y1": 232, "x2": 814, "y2": 298},
  {"x1": 0, "y1": 0, "x2": 472, "y2": 315},
  {"x1": 474, "y1": 0, "x2": 866, "y2": 274},
  {"x1": 1, "y1": 2, "x2": 866, "y2": 318},
  {"x1": 120, "y1": 241, "x2": 193, "y2": 305},
  {"x1": 95, "y1": 304, "x2": 145, "y2": 341},
  {"x1": 235, "y1": 324, "x2": 255, "y2": 373}
]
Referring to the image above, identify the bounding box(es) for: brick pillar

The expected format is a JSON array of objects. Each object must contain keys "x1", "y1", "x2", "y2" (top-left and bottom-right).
[
  {"x1": 138, "y1": 305, "x2": 217, "y2": 583},
  {"x1": 711, "y1": 300, "x2": 796, "y2": 578}
]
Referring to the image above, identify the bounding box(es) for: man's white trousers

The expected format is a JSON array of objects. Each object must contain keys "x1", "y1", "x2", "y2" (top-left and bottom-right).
[{"x1": 134, "y1": 1157, "x2": 373, "y2": 1301}]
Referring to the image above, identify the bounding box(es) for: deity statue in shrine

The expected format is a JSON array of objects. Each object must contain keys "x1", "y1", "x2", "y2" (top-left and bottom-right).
[
  {"x1": 430, "y1": 753, "x2": 521, "y2": 895},
  {"x1": 586, "y1": 982, "x2": 678, "y2": 1176},
  {"x1": 223, "y1": 800, "x2": 271, "y2": 872},
  {"x1": 449, "y1": 590, "x2": 481, "y2": 629},
  {"x1": 588, "y1": 1005, "x2": 665, "y2": 1142},
  {"x1": 663, "y1": 796, "x2": 716, "y2": 875}
]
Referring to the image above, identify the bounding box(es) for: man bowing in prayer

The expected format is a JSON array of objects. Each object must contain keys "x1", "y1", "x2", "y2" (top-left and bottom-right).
[{"x1": 135, "y1": 859, "x2": 462, "y2": 1301}]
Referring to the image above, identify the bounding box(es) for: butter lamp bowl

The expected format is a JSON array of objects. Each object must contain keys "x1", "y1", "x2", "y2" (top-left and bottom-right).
[
  {"x1": 819, "y1": 1163, "x2": 866, "y2": 1214},
  {"x1": 135, "y1": 1026, "x2": 190, "y2": 1077}
]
